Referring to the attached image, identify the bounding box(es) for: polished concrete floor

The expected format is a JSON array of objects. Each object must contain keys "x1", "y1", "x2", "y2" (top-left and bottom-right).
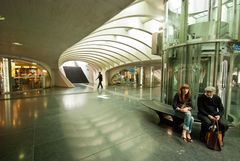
[{"x1": 0, "y1": 85, "x2": 240, "y2": 161}]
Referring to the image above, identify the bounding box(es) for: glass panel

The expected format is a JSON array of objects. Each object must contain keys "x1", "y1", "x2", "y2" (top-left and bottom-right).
[
  {"x1": 217, "y1": 56, "x2": 231, "y2": 106},
  {"x1": 187, "y1": 44, "x2": 200, "y2": 110},
  {"x1": 166, "y1": 0, "x2": 182, "y2": 45},
  {"x1": 229, "y1": 54, "x2": 240, "y2": 123},
  {"x1": 152, "y1": 65, "x2": 161, "y2": 87},
  {"x1": 199, "y1": 56, "x2": 214, "y2": 91},
  {"x1": 228, "y1": 0, "x2": 240, "y2": 39},
  {"x1": 189, "y1": 43, "x2": 215, "y2": 109},
  {"x1": 188, "y1": 0, "x2": 209, "y2": 25},
  {"x1": 187, "y1": 0, "x2": 237, "y2": 40},
  {"x1": 219, "y1": 0, "x2": 233, "y2": 39},
  {"x1": 170, "y1": 49, "x2": 179, "y2": 102},
  {"x1": 164, "y1": 47, "x2": 181, "y2": 105}
]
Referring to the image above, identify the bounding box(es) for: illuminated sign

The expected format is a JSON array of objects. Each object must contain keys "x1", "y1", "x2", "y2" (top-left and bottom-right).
[
  {"x1": 127, "y1": 67, "x2": 136, "y2": 74},
  {"x1": 233, "y1": 43, "x2": 240, "y2": 51}
]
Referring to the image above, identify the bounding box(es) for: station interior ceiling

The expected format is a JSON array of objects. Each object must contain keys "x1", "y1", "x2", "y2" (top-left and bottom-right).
[{"x1": 0, "y1": 0, "x2": 137, "y2": 69}]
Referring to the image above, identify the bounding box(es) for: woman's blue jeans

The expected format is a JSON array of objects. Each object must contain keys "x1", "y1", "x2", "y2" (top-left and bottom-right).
[{"x1": 174, "y1": 111, "x2": 194, "y2": 133}]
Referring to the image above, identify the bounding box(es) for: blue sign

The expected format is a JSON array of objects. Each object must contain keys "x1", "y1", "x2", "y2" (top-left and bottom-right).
[
  {"x1": 233, "y1": 43, "x2": 240, "y2": 51},
  {"x1": 128, "y1": 67, "x2": 136, "y2": 74}
]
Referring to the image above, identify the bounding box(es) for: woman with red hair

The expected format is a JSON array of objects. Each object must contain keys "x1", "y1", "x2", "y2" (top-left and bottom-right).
[{"x1": 172, "y1": 84, "x2": 194, "y2": 142}]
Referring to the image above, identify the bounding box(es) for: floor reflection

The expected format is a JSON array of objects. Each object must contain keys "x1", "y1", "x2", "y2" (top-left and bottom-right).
[{"x1": 0, "y1": 85, "x2": 240, "y2": 161}]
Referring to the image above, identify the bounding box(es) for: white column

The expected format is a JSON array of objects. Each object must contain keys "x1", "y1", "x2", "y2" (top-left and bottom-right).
[
  {"x1": 140, "y1": 66, "x2": 144, "y2": 87},
  {"x1": 150, "y1": 66, "x2": 154, "y2": 88},
  {"x1": 2, "y1": 58, "x2": 10, "y2": 93}
]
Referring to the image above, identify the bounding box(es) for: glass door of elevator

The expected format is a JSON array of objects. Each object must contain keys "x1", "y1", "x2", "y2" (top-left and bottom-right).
[
  {"x1": 198, "y1": 55, "x2": 214, "y2": 94},
  {"x1": 190, "y1": 46, "x2": 215, "y2": 111},
  {"x1": 190, "y1": 44, "x2": 231, "y2": 114},
  {"x1": 191, "y1": 43, "x2": 239, "y2": 124}
]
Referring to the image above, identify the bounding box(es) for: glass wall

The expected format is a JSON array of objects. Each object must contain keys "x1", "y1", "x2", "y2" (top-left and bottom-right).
[
  {"x1": 162, "y1": 42, "x2": 238, "y2": 116},
  {"x1": 166, "y1": 0, "x2": 240, "y2": 43},
  {"x1": 165, "y1": 0, "x2": 182, "y2": 45},
  {"x1": 228, "y1": 53, "x2": 240, "y2": 123},
  {"x1": 162, "y1": 0, "x2": 240, "y2": 124}
]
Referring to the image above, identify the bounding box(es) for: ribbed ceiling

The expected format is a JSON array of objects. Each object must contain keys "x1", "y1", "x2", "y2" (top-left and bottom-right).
[{"x1": 59, "y1": 0, "x2": 164, "y2": 71}]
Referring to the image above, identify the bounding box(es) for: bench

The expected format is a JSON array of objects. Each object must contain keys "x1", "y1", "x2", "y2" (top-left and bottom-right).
[{"x1": 141, "y1": 100, "x2": 200, "y2": 129}]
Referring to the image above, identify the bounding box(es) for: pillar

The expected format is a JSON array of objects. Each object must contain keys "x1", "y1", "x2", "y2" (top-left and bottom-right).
[
  {"x1": 2, "y1": 58, "x2": 11, "y2": 93},
  {"x1": 139, "y1": 66, "x2": 144, "y2": 87}
]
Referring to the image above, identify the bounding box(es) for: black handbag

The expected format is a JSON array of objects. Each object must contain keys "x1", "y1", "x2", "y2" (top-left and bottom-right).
[{"x1": 205, "y1": 120, "x2": 223, "y2": 151}]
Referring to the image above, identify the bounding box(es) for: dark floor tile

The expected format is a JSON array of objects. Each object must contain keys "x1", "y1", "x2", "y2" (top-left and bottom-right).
[
  {"x1": 0, "y1": 129, "x2": 33, "y2": 161},
  {"x1": 80, "y1": 147, "x2": 130, "y2": 161},
  {"x1": 34, "y1": 137, "x2": 113, "y2": 161}
]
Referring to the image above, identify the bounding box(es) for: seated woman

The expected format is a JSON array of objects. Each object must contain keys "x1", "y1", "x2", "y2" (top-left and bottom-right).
[{"x1": 172, "y1": 84, "x2": 194, "y2": 142}]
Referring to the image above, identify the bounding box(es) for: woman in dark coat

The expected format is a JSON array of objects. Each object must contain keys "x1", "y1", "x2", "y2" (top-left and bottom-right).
[{"x1": 173, "y1": 84, "x2": 194, "y2": 142}]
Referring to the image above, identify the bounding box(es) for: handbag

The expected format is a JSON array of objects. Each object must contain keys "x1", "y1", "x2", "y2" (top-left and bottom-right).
[
  {"x1": 180, "y1": 102, "x2": 192, "y2": 111},
  {"x1": 180, "y1": 103, "x2": 186, "y2": 109},
  {"x1": 205, "y1": 120, "x2": 223, "y2": 151}
]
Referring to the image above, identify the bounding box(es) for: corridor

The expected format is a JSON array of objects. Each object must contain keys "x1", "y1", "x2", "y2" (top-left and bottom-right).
[{"x1": 0, "y1": 85, "x2": 239, "y2": 161}]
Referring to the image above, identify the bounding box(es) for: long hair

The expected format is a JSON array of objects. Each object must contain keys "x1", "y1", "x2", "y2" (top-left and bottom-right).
[{"x1": 178, "y1": 84, "x2": 191, "y2": 102}]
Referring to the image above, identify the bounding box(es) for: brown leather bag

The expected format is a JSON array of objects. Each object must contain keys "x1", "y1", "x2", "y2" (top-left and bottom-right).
[{"x1": 205, "y1": 120, "x2": 223, "y2": 151}]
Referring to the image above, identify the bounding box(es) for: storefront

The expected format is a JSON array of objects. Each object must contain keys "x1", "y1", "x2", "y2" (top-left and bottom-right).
[
  {"x1": 108, "y1": 64, "x2": 161, "y2": 88},
  {"x1": 0, "y1": 58, "x2": 51, "y2": 93}
]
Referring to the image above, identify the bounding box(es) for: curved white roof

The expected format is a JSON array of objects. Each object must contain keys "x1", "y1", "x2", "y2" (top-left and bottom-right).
[{"x1": 59, "y1": 0, "x2": 164, "y2": 71}]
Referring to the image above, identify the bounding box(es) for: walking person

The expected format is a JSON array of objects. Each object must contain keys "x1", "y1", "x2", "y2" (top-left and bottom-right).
[
  {"x1": 96, "y1": 72, "x2": 103, "y2": 89},
  {"x1": 172, "y1": 84, "x2": 194, "y2": 142}
]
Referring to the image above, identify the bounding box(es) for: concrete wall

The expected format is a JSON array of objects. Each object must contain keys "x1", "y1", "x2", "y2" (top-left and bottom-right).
[{"x1": 51, "y1": 68, "x2": 74, "y2": 87}]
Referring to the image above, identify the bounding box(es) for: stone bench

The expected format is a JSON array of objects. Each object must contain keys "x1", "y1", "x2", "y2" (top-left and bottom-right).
[{"x1": 141, "y1": 100, "x2": 200, "y2": 129}]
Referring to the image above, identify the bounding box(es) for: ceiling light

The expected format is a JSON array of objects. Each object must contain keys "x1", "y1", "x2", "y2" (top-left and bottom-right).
[
  {"x1": 12, "y1": 42, "x2": 23, "y2": 46},
  {"x1": 0, "y1": 15, "x2": 5, "y2": 21},
  {"x1": 15, "y1": 66, "x2": 21, "y2": 68}
]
